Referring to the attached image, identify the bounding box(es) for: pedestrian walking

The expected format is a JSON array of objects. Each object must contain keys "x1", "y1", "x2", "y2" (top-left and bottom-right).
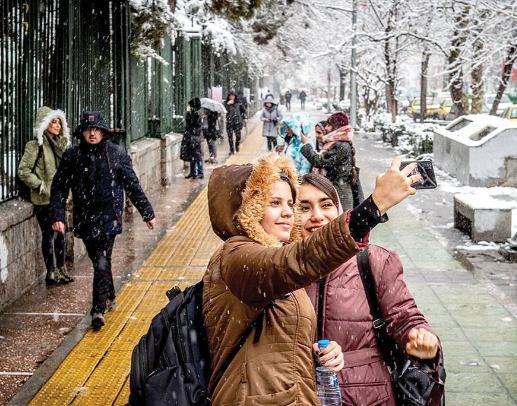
[
  {"x1": 300, "y1": 111, "x2": 363, "y2": 209},
  {"x1": 299, "y1": 90, "x2": 307, "y2": 110},
  {"x1": 203, "y1": 152, "x2": 423, "y2": 405},
  {"x1": 277, "y1": 112, "x2": 315, "y2": 176},
  {"x1": 260, "y1": 95, "x2": 283, "y2": 152},
  {"x1": 202, "y1": 110, "x2": 219, "y2": 164},
  {"x1": 50, "y1": 111, "x2": 155, "y2": 330},
  {"x1": 285, "y1": 90, "x2": 292, "y2": 111},
  {"x1": 300, "y1": 173, "x2": 444, "y2": 406},
  {"x1": 223, "y1": 91, "x2": 247, "y2": 155},
  {"x1": 181, "y1": 98, "x2": 204, "y2": 179},
  {"x1": 18, "y1": 106, "x2": 73, "y2": 285}
]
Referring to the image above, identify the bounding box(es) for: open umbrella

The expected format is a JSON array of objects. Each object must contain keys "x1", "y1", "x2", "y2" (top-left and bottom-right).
[
  {"x1": 298, "y1": 88, "x2": 309, "y2": 93},
  {"x1": 200, "y1": 98, "x2": 227, "y2": 114}
]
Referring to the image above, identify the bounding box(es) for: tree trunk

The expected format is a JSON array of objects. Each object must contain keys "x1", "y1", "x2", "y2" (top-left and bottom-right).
[
  {"x1": 471, "y1": 63, "x2": 484, "y2": 114},
  {"x1": 420, "y1": 49, "x2": 430, "y2": 122},
  {"x1": 448, "y1": 6, "x2": 469, "y2": 118},
  {"x1": 470, "y1": 13, "x2": 485, "y2": 114},
  {"x1": 490, "y1": 42, "x2": 517, "y2": 115},
  {"x1": 338, "y1": 66, "x2": 347, "y2": 101}
]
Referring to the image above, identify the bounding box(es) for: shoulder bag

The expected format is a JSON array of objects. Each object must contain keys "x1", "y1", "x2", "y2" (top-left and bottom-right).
[{"x1": 356, "y1": 247, "x2": 446, "y2": 406}]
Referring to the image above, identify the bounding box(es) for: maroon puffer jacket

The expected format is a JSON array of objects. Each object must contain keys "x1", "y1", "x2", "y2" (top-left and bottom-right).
[{"x1": 306, "y1": 245, "x2": 440, "y2": 406}]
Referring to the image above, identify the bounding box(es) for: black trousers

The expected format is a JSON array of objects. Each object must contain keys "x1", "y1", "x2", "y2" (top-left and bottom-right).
[
  {"x1": 285, "y1": 100, "x2": 291, "y2": 111},
  {"x1": 83, "y1": 233, "x2": 116, "y2": 315},
  {"x1": 34, "y1": 204, "x2": 66, "y2": 272},
  {"x1": 206, "y1": 138, "x2": 217, "y2": 158},
  {"x1": 266, "y1": 137, "x2": 278, "y2": 152},
  {"x1": 227, "y1": 126, "x2": 241, "y2": 153}
]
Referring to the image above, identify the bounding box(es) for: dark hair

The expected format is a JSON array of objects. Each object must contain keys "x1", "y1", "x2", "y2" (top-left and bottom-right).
[
  {"x1": 279, "y1": 172, "x2": 297, "y2": 202},
  {"x1": 300, "y1": 173, "x2": 339, "y2": 208}
]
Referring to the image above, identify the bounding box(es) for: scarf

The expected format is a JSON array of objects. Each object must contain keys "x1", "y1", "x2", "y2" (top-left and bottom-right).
[{"x1": 322, "y1": 125, "x2": 354, "y2": 151}]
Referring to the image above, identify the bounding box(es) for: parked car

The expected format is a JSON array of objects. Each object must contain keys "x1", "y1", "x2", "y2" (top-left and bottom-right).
[
  {"x1": 407, "y1": 97, "x2": 441, "y2": 120},
  {"x1": 500, "y1": 105, "x2": 517, "y2": 122},
  {"x1": 438, "y1": 98, "x2": 453, "y2": 120},
  {"x1": 483, "y1": 94, "x2": 513, "y2": 115},
  {"x1": 435, "y1": 92, "x2": 450, "y2": 106}
]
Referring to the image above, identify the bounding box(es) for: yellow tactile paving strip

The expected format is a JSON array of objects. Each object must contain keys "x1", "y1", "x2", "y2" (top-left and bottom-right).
[{"x1": 28, "y1": 125, "x2": 266, "y2": 405}]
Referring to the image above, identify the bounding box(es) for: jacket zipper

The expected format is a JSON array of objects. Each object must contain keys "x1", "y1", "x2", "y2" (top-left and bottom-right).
[{"x1": 317, "y1": 277, "x2": 327, "y2": 341}]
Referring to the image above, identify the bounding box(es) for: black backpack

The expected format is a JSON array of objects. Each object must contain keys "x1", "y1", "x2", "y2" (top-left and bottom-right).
[
  {"x1": 129, "y1": 280, "x2": 264, "y2": 406},
  {"x1": 129, "y1": 281, "x2": 210, "y2": 406},
  {"x1": 16, "y1": 144, "x2": 43, "y2": 200}
]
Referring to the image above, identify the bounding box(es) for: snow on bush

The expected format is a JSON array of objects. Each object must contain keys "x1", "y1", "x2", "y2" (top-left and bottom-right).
[
  {"x1": 371, "y1": 113, "x2": 436, "y2": 157},
  {"x1": 129, "y1": 0, "x2": 180, "y2": 63}
]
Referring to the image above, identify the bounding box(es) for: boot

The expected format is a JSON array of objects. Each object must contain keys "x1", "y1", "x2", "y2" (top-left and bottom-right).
[
  {"x1": 57, "y1": 265, "x2": 74, "y2": 283},
  {"x1": 91, "y1": 313, "x2": 106, "y2": 330},
  {"x1": 45, "y1": 269, "x2": 57, "y2": 285}
]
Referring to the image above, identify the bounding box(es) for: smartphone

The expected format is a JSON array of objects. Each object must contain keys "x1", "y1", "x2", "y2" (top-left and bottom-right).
[{"x1": 400, "y1": 160, "x2": 437, "y2": 189}]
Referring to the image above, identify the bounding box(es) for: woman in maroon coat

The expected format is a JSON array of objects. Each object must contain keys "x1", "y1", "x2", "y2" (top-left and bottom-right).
[{"x1": 301, "y1": 173, "x2": 442, "y2": 406}]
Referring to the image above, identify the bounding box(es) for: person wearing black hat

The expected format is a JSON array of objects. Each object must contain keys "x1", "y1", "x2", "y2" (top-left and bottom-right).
[{"x1": 50, "y1": 111, "x2": 156, "y2": 330}]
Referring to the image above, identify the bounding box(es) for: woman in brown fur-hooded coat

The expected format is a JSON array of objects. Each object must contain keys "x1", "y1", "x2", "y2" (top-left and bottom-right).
[{"x1": 203, "y1": 152, "x2": 366, "y2": 405}]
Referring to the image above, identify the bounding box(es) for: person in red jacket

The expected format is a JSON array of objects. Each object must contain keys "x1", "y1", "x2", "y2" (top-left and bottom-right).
[{"x1": 300, "y1": 173, "x2": 442, "y2": 406}]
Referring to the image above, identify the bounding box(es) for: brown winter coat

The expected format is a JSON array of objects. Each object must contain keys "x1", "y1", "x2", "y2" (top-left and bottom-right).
[
  {"x1": 305, "y1": 245, "x2": 441, "y2": 406},
  {"x1": 203, "y1": 153, "x2": 363, "y2": 405}
]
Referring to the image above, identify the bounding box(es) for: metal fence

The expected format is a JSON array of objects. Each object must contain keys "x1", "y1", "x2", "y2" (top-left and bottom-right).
[
  {"x1": 0, "y1": 1, "x2": 255, "y2": 202},
  {"x1": 0, "y1": 0, "x2": 131, "y2": 202}
]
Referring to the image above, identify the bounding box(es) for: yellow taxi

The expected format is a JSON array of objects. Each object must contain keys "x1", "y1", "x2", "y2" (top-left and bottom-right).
[
  {"x1": 407, "y1": 97, "x2": 441, "y2": 120},
  {"x1": 438, "y1": 98, "x2": 453, "y2": 120},
  {"x1": 500, "y1": 105, "x2": 517, "y2": 122}
]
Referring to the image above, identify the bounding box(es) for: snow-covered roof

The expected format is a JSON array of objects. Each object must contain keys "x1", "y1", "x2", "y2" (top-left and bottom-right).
[{"x1": 435, "y1": 114, "x2": 517, "y2": 147}]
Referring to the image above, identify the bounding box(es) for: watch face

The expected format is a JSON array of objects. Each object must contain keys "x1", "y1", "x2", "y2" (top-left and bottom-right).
[{"x1": 400, "y1": 160, "x2": 438, "y2": 189}]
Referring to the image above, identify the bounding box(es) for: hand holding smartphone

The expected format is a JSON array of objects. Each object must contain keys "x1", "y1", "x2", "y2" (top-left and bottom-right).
[{"x1": 399, "y1": 160, "x2": 437, "y2": 189}]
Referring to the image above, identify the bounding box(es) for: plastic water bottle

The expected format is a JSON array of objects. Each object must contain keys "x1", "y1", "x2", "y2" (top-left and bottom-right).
[{"x1": 316, "y1": 339, "x2": 342, "y2": 406}]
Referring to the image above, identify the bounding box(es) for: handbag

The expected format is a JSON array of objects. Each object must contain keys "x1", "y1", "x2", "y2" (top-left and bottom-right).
[{"x1": 356, "y1": 247, "x2": 446, "y2": 406}]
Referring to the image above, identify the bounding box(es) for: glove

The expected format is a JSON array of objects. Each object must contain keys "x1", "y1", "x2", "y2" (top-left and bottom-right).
[{"x1": 38, "y1": 181, "x2": 45, "y2": 195}]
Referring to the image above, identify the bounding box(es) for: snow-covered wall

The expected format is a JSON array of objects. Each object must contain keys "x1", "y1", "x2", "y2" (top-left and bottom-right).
[
  {"x1": 470, "y1": 129, "x2": 517, "y2": 186},
  {"x1": 435, "y1": 117, "x2": 517, "y2": 187}
]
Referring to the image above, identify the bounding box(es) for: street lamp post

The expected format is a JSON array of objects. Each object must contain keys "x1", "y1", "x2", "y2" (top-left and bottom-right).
[{"x1": 350, "y1": 0, "x2": 358, "y2": 128}]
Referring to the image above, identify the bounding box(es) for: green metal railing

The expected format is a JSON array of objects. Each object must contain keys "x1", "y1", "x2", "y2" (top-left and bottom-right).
[
  {"x1": 0, "y1": 0, "x2": 131, "y2": 202},
  {"x1": 0, "y1": 1, "x2": 257, "y2": 202}
]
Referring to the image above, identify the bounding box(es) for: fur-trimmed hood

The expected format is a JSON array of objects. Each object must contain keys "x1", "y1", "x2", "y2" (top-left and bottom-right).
[
  {"x1": 208, "y1": 153, "x2": 301, "y2": 247},
  {"x1": 34, "y1": 106, "x2": 70, "y2": 146}
]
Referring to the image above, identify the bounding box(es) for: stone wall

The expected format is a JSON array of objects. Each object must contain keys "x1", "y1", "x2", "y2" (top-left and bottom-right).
[
  {"x1": 0, "y1": 201, "x2": 44, "y2": 311},
  {"x1": 0, "y1": 133, "x2": 184, "y2": 312}
]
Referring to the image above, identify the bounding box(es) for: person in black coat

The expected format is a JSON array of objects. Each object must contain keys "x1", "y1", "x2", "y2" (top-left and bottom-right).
[
  {"x1": 299, "y1": 90, "x2": 307, "y2": 110},
  {"x1": 50, "y1": 111, "x2": 156, "y2": 330},
  {"x1": 202, "y1": 110, "x2": 219, "y2": 164},
  {"x1": 223, "y1": 91, "x2": 247, "y2": 155},
  {"x1": 285, "y1": 90, "x2": 292, "y2": 112},
  {"x1": 180, "y1": 98, "x2": 204, "y2": 179}
]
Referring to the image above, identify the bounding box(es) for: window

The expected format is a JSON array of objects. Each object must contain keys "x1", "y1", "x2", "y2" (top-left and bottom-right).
[{"x1": 511, "y1": 109, "x2": 517, "y2": 119}]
